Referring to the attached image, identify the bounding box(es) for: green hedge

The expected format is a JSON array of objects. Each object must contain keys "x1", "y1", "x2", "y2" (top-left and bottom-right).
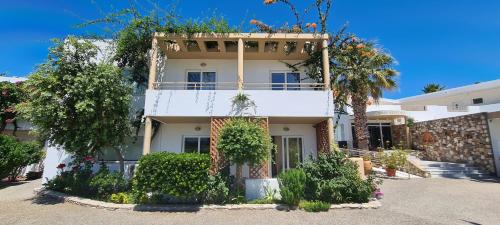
[
  {"x1": 278, "y1": 168, "x2": 306, "y2": 206},
  {"x1": 132, "y1": 152, "x2": 211, "y2": 201}
]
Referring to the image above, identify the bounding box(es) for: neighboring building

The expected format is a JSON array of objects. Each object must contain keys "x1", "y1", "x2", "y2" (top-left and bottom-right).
[{"x1": 337, "y1": 79, "x2": 500, "y2": 175}]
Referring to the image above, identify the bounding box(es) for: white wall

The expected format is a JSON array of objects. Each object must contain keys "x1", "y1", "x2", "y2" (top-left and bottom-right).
[
  {"x1": 488, "y1": 118, "x2": 500, "y2": 176},
  {"x1": 400, "y1": 86, "x2": 500, "y2": 107},
  {"x1": 269, "y1": 124, "x2": 318, "y2": 160},
  {"x1": 160, "y1": 59, "x2": 313, "y2": 84},
  {"x1": 42, "y1": 144, "x2": 72, "y2": 183},
  {"x1": 151, "y1": 123, "x2": 211, "y2": 153},
  {"x1": 145, "y1": 89, "x2": 334, "y2": 118}
]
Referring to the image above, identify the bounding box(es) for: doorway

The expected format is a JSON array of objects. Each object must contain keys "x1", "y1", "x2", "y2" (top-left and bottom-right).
[{"x1": 271, "y1": 136, "x2": 304, "y2": 177}]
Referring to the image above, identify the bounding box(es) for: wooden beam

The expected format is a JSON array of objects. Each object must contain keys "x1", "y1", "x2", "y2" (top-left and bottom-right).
[
  {"x1": 197, "y1": 40, "x2": 207, "y2": 52},
  {"x1": 218, "y1": 40, "x2": 226, "y2": 53}
]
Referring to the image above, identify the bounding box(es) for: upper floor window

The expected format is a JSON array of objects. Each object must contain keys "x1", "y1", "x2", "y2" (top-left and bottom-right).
[
  {"x1": 472, "y1": 98, "x2": 484, "y2": 105},
  {"x1": 183, "y1": 136, "x2": 210, "y2": 154},
  {"x1": 187, "y1": 71, "x2": 216, "y2": 90},
  {"x1": 271, "y1": 72, "x2": 300, "y2": 90}
]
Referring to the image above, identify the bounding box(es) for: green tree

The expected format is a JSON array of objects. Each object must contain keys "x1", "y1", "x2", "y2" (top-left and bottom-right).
[
  {"x1": 217, "y1": 118, "x2": 272, "y2": 188},
  {"x1": 334, "y1": 37, "x2": 398, "y2": 149},
  {"x1": 20, "y1": 37, "x2": 132, "y2": 173},
  {"x1": 422, "y1": 83, "x2": 445, "y2": 93},
  {"x1": 0, "y1": 135, "x2": 44, "y2": 181},
  {"x1": 0, "y1": 80, "x2": 26, "y2": 136}
]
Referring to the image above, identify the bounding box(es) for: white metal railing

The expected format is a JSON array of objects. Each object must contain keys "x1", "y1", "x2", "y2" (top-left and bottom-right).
[{"x1": 152, "y1": 82, "x2": 326, "y2": 91}]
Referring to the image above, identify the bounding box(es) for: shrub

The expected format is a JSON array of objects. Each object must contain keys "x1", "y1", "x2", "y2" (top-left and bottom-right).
[
  {"x1": 217, "y1": 118, "x2": 271, "y2": 166},
  {"x1": 45, "y1": 163, "x2": 94, "y2": 197},
  {"x1": 202, "y1": 174, "x2": 230, "y2": 204},
  {"x1": 378, "y1": 149, "x2": 407, "y2": 169},
  {"x1": 110, "y1": 192, "x2": 132, "y2": 204},
  {"x1": 302, "y1": 151, "x2": 377, "y2": 204},
  {"x1": 299, "y1": 200, "x2": 330, "y2": 212},
  {"x1": 278, "y1": 168, "x2": 306, "y2": 206},
  {"x1": 0, "y1": 135, "x2": 44, "y2": 181},
  {"x1": 89, "y1": 165, "x2": 129, "y2": 199},
  {"x1": 248, "y1": 198, "x2": 274, "y2": 204},
  {"x1": 132, "y1": 152, "x2": 211, "y2": 203}
]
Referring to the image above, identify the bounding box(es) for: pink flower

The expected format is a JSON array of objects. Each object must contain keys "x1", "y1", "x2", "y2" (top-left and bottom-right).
[
  {"x1": 56, "y1": 163, "x2": 66, "y2": 169},
  {"x1": 83, "y1": 156, "x2": 94, "y2": 162}
]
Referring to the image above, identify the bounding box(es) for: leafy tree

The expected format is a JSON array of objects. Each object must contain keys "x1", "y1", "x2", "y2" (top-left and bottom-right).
[
  {"x1": 298, "y1": 28, "x2": 397, "y2": 150},
  {"x1": 0, "y1": 80, "x2": 26, "y2": 136},
  {"x1": 335, "y1": 37, "x2": 397, "y2": 149},
  {"x1": 0, "y1": 135, "x2": 44, "y2": 181},
  {"x1": 20, "y1": 37, "x2": 132, "y2": 173},
  {"x1": 422, "y1": 83, "x2": 445, "y2": 93},
  {"x1": 217, "y1": 118, "x2": 272, "y2": 188}
]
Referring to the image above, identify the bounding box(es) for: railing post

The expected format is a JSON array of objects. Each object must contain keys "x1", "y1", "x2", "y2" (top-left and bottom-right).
[{"x1": 237, "y1": 38, "x2": 244, "y2": 90}]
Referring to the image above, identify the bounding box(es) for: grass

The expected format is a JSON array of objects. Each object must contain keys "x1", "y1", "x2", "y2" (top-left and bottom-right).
[{"x1": 298, "y1": 200, "x2": 330, "y2": 212}]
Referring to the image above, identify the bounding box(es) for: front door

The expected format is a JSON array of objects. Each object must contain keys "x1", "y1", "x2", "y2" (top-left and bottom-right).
[{"x1": 271, "y1": 136, "x2": 304, "y2": 177}]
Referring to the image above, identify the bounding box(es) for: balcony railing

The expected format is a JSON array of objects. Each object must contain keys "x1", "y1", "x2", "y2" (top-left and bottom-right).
[{"x1": 153, "y1": 82, "x2": 326, "y2": 91}]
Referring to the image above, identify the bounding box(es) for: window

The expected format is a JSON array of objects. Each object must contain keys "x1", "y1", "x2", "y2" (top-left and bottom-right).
[
  {"x1": 187, "y1": 71, "x2": 216, "y2": 90},
  {"x1": 473, "y1": 98, "x2": 484, "y2": 104},
  {"x1": 282, "y1": 137, "x2": 303, "y2": 170},
  {"x1": 183, "y1": 136, "x2": 210, "y2": 154},
  {"x1": 271, "y1": 72, "x2": 301, "y2": 90}
]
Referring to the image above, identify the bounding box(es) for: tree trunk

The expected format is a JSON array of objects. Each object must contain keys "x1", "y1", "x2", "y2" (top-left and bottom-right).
[
  {"x1": 235, "y1": 163, "x2": 243, "y2": 191},
  {"x1": 113, "y1": 147, "x2": 125, "y2": 174},
  {"x1": 352, "y1": 94, "x2": 370, "y2": 150}
]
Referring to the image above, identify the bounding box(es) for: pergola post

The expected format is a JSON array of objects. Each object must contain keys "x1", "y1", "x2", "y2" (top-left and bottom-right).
[
  {"x1": 143, "y1": 36, "x2": 159, "y2": 155},
  {"x1": 237, "y1": 38, "x2": 244, "y2": 90},
  {"x1": 143, "y1": 117, "x2": 152, "y2": 155},
  {"x1": 322, "y1": 39, "x2": 334, "y2": 150}
]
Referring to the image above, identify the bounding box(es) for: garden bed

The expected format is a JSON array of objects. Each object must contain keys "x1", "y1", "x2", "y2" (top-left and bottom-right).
[{"x1": 34, "y1": 188, "x2": 381, "y2": 212}]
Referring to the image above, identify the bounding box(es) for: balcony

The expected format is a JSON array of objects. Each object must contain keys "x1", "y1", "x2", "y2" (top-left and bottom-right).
[{"x1": 144, "y1": 82, "x2": 334, "y2": 118}]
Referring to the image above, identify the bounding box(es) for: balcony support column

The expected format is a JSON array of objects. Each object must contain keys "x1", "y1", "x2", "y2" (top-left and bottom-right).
[
  {"x1": 143, "y1": 117, "x2": 152, "y2": 155},
  {"x1": 148, "y1": 37, "x2": 159, "y2": 90},
  {"x1": 322, "y1": 39, "x2": 334, "y2": 150},
  {"x1": 237, "y1": 38, "x2": 244, "y2": 90},
  {"x1": 322, "y1": 39, "x2": 330, "y2": 90}
]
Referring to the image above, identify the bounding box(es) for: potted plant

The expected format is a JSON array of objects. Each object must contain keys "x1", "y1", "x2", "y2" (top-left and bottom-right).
[
  {"x1": 362, "y1": 154, "x2": 372, "y2": 175},
  {"x1": 380, "y1": 150, "x2": 407, "y2": 177}
]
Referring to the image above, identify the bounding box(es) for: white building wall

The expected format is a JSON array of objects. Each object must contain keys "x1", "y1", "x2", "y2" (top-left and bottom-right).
[
  {"x1": 269, "y1": 124, "x2": 318, "y2": 160},
  {"x1": 160, "y1": 59, "x2": 313, "y2": 84},
  {"x1": 488, "y1": 118, "x2": 500, "y2": 175},
  {"x1": 151, "y1": 123, "x2": 211, "y2": 153}
]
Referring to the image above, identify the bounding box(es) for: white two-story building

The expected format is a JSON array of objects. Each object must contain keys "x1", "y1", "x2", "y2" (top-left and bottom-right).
[{"x1": 141, "y1": 33, "x2": 334, "y2": 178}]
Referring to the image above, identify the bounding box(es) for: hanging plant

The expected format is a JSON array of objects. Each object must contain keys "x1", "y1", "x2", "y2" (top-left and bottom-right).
[{"x1": 230, "y1": 92, "x2": 257, "y2": 116}]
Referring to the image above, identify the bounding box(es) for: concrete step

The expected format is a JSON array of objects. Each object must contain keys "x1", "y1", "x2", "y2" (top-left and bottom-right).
[{"x1": 418, "y1": 160, "x2": 490, "y2": 178}]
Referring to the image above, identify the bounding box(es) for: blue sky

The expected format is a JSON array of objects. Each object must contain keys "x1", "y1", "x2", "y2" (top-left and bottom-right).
[{"x1": 1, "y1": 0, "x2": 499, "y2": 98}]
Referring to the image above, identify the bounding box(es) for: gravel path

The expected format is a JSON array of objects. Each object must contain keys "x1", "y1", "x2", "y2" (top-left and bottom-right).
[{"x1": 1, "y1": 177, "x2": 500, "y2": 225}]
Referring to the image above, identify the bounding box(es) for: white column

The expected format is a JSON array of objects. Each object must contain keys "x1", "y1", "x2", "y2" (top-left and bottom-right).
[
  {"x1": 148, "y1": 37, "x2": 159, "y2": 90},
  {"x1": 142, "y1": 117, "x2": 152, "y2": 155},
  {"x1": 237, "y1": 38, "x2": 244, "y2": 90},
  {"x1": 322, "y1": 39, "x2": 330, "y2": 89}
]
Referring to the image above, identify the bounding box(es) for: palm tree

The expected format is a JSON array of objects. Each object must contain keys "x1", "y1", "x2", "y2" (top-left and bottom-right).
[
  {"x1": 422, "y1": 83, "x2": 445, "y2": 93},
  {"x1": 332, "y1": 37, "x2": 398, "y2": 150}
]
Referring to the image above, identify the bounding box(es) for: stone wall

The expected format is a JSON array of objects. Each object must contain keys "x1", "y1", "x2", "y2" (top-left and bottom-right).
[
  {"x1": 391, "y1": 124, "x2": 410, "y2": 148},
  {"x1": 410, "y1": 113, "x2": 495, "y2": 174}
]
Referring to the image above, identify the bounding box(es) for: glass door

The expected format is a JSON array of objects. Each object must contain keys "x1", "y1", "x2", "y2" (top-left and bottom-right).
[{"x1": 282, "y1": 137, "x2": 303, "y2": 170}]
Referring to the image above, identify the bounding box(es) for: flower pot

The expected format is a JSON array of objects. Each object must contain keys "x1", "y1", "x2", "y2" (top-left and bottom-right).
[
  {"x1": 386, "y1": 168, "x2": 396, "y2": 177},
  {"x1": 363, "y1": 160, "x2": 372, "y2": 175}
]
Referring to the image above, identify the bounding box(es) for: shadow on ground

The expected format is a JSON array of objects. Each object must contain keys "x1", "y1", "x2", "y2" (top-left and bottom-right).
[
  {"x1": 0, "y1": 180, "x2": 28, "y2": 190},
  {"x1": 436, "y1": 174, "x2": 500, "y2": 183}
]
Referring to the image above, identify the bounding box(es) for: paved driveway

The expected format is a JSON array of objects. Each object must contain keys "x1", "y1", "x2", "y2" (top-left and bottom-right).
[{"x1": 1, "y1": 177, "x2": 500, "y2": 225}]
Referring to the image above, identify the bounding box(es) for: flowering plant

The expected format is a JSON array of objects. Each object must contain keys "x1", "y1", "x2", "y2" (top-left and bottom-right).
[{"x1": 56, "y1": 163, "x2": 66, "y2": 170}]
